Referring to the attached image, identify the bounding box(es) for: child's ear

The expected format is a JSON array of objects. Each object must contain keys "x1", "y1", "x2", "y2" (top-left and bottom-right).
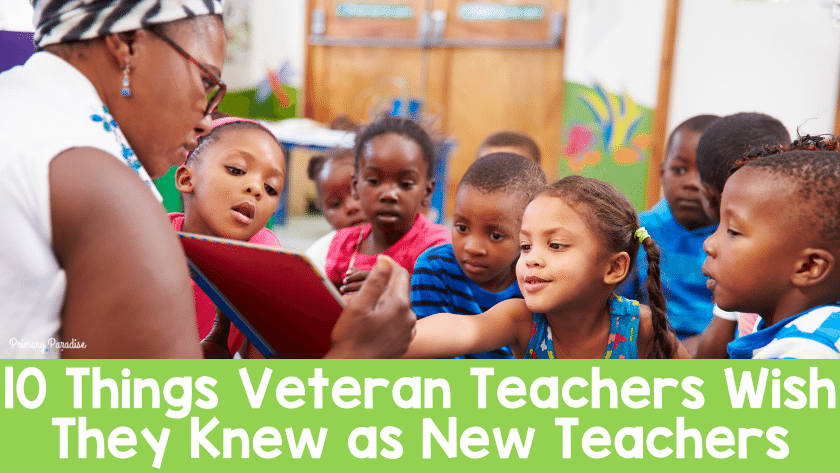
[
  {"x1": 604, "y1": 251, "x2": 631, "y2": 285},
  {"x1": 791, "y1": 248, "x2": 835, "y2": 287},
  {"x1": 700, "y1": 182, "x2": 720, "y2": 221},
  {"x1": 424, "y1": 178, "x2": 436, "y2": 204},
  {"x1": 174, "y1": 165, "x2": 195, "y2": 193}
]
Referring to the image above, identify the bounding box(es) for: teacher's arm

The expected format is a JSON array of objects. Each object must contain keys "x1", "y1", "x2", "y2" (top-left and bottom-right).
[{"x1": 50, "y1": 148, "x2": 200, "y2": 359}]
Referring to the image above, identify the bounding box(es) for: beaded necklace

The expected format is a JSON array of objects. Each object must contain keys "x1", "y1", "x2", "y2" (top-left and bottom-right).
[{"x1": 90, "y1": 105, "x2": 162, "y2": 201}]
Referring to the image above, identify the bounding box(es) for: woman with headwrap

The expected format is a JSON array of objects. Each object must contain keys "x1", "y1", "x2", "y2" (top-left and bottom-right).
[{"x1": 0, "y1": 0, "x2": 415, "y2": 359}]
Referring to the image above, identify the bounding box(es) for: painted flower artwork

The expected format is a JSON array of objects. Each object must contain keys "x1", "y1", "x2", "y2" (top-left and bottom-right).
[{"x1": 563, "y1": 82, "x2": 651, "y2": 172}]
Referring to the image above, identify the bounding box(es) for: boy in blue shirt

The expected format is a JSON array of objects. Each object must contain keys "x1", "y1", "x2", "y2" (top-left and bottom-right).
[
  {"x1": 702, "y1": 138, "x2": 840, "y2": 359},
  {"x1": 411, "y1": 152, "x2": 546, "y2": 358},
  {"x1": 618, "y1": 115, "x2": 718, "y2": 353}
]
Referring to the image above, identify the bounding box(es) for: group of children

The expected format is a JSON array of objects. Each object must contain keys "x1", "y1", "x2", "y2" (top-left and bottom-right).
[{"x1": 174, "y1": 109, "x2": 840, "y2": 360}]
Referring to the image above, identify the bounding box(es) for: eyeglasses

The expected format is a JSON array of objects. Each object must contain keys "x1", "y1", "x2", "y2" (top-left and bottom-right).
[{"x1": 148, "y1": 28, "x2": 226, "y2": 117}]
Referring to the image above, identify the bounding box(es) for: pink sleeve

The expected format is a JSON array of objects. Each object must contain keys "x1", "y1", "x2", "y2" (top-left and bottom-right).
[
  {"x1": 248, "y1": 227, "x2": 281, "y2": 247},
  {"x1": 429, "y1": 223, "x2": 452, "y2": 247},
  {"x1": 325, "y1": 228, "x2": 352, "y2": 285}
]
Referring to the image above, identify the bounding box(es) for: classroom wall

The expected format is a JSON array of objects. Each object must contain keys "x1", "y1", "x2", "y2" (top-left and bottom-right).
[
  {"x1": 237, "y1": 0, "x2": 840, "y2": 137},
  {"x1": 668, "y1": 0, "x2": 840, "y2": 138},
  {"x1": 561, "y1": 0, "x2": 666, "y2": 209},
  {"x1": 5, "y1": 0, "x2": 837, "y2": 147},
  {"x1": 223, "y1": 0, "x2": 307, "y2": 91}
]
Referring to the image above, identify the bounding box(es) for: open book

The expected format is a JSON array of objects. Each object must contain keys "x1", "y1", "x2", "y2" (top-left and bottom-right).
[{"x1": 178, "y1": 232, "x2": 345, "y2": 359}]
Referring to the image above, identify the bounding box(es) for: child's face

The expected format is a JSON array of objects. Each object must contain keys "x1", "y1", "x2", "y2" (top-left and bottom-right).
[
  {"x1": 353, "y1": 132, "x2": 433, "y2": 235},
  {"x1": 661, "y1": 129, "x2": 712, "y2": 230},
  {"x1": 516, "y1": 195, "x2": 613, "y2": 315},
  {"x1": 178, "y1": 127, "x2": 285, "y2": 241},
  {"x1": 318, "y1": 156, "x2": 365, "y2": 230},
  {"x1": 702, "y1": 168, "x2": 802, "y2": 316},
  {"x1": 452, "y1": 185, "x2": 524, "y2": 292}
]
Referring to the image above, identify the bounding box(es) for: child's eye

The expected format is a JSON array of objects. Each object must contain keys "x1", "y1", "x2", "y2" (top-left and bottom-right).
[
  {"x1": 520, "y1": 244, "x2": 531, "y2": 252},
  {"x1": 671, "y1": 167, "x2": 687, "y2": 176},
  {"x1": 264, "y1": 184, "x2": 277, "y2": 196},
  {"x1": 726, "y1": 228, "x2": 741, "y2": 237},
  {"x1": 326, "y1": 200, "x2": 341, "y2": 209},
  {"x1": 226, "y1": 166, "x2": 244, "y2": 175},
  {"x1": 366, "y1": 178, "x2": 379, "y2": 185},
  {"x1": 454, "y1": 223, "x2": 468, "y2": 234},
  {"x1": 490, "y1": 232, "x2": 504, "y2": 241},
  {"x1": 549, "y1": 242, "x2": 567, "y2": 250},
  {"x1": 400, "y1": 181, "x2": 415, "y2": 189}
]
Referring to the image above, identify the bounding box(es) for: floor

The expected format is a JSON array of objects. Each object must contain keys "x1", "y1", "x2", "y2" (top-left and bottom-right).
[{"x1": 271, "y1": 215, "x2": 333, "y2": 252}]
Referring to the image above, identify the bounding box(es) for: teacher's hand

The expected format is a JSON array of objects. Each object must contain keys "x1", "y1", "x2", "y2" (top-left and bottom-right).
[{"x1": 326, "y1": 255, "x2": 415, "y2": 358}]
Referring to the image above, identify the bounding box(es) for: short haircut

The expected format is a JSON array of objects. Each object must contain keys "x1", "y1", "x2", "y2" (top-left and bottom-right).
[
  {"x1": 186, "y1": 121, "x2": 283, "y2": 165},
  {"x1": 665, "y1": 114, "x2": 720, "y2": 153},
  {"x1": 458, "y1": 152, "x2": 547, "y2": 203},
  {"x1": 734, "y1": 135, "x2": 840, "y2": 247},
  {"x1": 695, "y1": 112, "x2": 790, "y2": 194},
  {"x1": 354, "y1": 117, "x2": 436, "y2": 180},
  {"x1": 478, "y1": 131, "x2": 541, "y2": 163}
]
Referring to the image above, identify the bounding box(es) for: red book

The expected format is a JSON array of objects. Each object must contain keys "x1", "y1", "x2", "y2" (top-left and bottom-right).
[{"x1": 178, "y1": 232, "x2": 345, "y2": 359}]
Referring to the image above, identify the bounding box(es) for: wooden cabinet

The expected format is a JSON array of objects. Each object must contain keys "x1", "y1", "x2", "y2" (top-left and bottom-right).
[{"x1": 304, "y1": 0, "x2": 568, "y2": 216}]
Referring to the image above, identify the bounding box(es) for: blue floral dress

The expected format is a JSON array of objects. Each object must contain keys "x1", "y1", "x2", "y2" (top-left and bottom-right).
[{"x1": 525, "y1": 294, "x2": 640, "y2": 359}]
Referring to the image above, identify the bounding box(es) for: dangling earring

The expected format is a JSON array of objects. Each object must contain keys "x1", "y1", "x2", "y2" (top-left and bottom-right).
[{"x1": 120, "y1": 63, "x2": 131, "y2": 97}]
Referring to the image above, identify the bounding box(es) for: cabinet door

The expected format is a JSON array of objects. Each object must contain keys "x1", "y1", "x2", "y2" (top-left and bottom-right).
[
  {"x1": 305, "y1": 0, "x2": 429, "y2": 123},
  {"x1": 305, "y1": 0, "x2": 568, "y2": 218},
  {"x1": 427, "y1": 0, "x2": 567, "y2": 215}
]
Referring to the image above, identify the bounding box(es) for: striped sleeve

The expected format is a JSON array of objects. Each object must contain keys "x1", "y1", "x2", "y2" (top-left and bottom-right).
[
  {"x1": 411, "y1": 246, "x2": 456, "y2": 318},
  {"x1": 756, "y1": 337, "x2": 840, "y2": 359}
]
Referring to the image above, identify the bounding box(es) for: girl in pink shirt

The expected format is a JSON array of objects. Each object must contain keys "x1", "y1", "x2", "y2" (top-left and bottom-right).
[
  {"x1": 174, "y1": 116, "x2": 285, "y2": 357},
  {"x1": 325, "y1": 117, "x2": 451, "y2": 295}
]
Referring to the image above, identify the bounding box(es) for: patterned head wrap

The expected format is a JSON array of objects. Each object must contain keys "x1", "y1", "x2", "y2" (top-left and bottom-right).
[{"x1": 31, "y1": 0, "x2": 224, "y2": 49}]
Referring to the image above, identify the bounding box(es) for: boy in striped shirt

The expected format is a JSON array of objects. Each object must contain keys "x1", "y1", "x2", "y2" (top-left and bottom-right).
[{"x1": 410, "y1": 152, "x2": 546, "y2": 358}]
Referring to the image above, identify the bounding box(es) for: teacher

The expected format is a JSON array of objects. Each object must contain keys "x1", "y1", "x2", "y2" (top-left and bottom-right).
[{"x1": 0, "y1": 0, "x2": 414, "y2": 359}]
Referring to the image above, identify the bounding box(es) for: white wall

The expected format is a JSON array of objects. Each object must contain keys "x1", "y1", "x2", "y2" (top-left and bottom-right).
[
  {"x1": 222, "y1": 0, "x2": 307, "y2": 90},
  {"x1": 565, "y1": 0, "x2": 666, "y2": 107},
  {"x1": 669, "y1": 0, "x2": 840, "y2": 137}
]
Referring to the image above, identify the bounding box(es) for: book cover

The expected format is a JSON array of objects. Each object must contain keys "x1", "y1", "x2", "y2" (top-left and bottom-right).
[{"x1": 178, "y1": 232, "x2": 345, "y2": 359}]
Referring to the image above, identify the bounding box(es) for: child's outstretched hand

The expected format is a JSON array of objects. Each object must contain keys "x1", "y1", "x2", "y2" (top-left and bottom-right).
[
  {"x1": 328, "y1": 255, "x2": 416, "y2": 358},
  {"x1": 340, "y1": 267, "x2": 371, "y2": 295},
  {"x1": 200, "y1": 308, "x2": 233, "y2": 359}
]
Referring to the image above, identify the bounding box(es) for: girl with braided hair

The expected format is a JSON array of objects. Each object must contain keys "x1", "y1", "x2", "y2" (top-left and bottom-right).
[{"x1": 404, "y1": 175, "x2": 688, "y2": 359}]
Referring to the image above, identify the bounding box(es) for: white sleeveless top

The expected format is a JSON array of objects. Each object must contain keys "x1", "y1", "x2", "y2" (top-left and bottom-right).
[{"x1": 0, "y1": 52, "x2": 160, "y2": 358}]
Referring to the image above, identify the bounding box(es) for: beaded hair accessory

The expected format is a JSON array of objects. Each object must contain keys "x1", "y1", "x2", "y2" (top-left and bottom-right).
[{"x1": 634, "y1": 227, "x2": 651, "y2": 244}]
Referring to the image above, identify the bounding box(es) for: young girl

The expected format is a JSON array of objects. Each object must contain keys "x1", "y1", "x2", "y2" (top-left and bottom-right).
[
  {"x1": 404, "y1": 176, "x2": 688, "y2": 359},
  {"x1": 305, "y1": 147, "x2": 367, "y2": 273},
  {"x1": 325, "y1": 117, "x2": 451, "y2": 295},
  {"x1": 173, "y1": 116, "x2": 286, "y2": 357},
  {"x1": 308, "y1": 147, "x2": 367, "y2": 230},
  {"x1": 411, "y1": 152, "x2": 546, "y2": 359}
]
